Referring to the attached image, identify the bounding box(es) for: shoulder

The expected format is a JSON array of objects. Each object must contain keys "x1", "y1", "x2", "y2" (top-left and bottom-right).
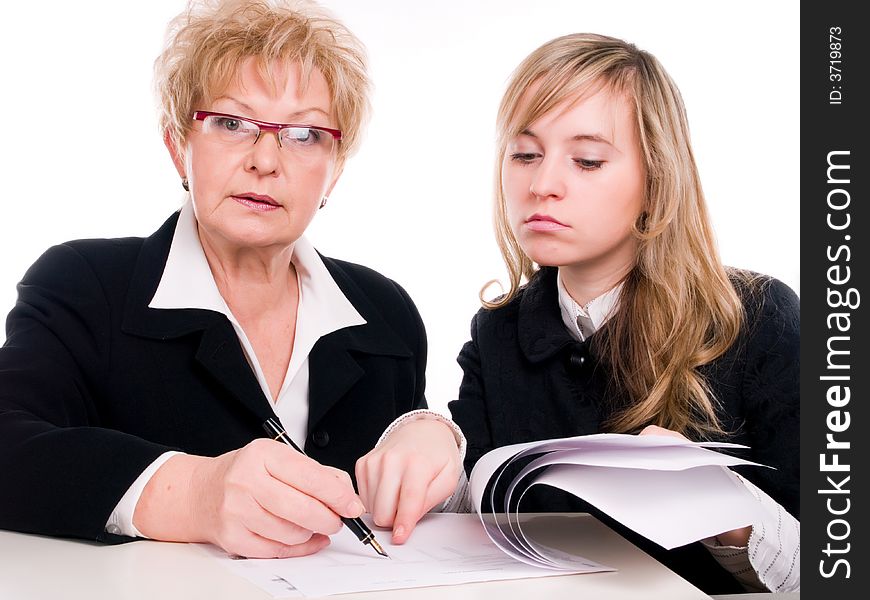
[
  {"x1": 466, "y1": 282, "x2": 529, "y2": 341},
  {"x1": 320, "y1": 256, "x2": 412, "y2": 307},
  {"x1": 318, "y1": 255, "x2": 425, "y2": 334},
  {"x1": 728, "y1": 269, "x2": 799, "y2": 334},
  {"x1": 18, "y1": 213, "x2": 177, "y2": 306},
  {"x1": 724, "y1": 269, "x2": 799, "y2": 366},
  {"x1": 22, "y1": 236, "x2": 145, "y2": 291}
]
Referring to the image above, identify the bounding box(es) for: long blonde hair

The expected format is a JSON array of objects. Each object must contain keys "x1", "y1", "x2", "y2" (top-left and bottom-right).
[{"x1": 488, "y1": 33, "x2": 746, "y2": 439}]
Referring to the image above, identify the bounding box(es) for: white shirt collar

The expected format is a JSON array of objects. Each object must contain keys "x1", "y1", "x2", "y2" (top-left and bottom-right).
[
  {"x1": 148, "y1": 201, "x2": 366, "y2": 400},
  {"x1": 557, "y1": 270, "x2": 622, "y2": 342}
]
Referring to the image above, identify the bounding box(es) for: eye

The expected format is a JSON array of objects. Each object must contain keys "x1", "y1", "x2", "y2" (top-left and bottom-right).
[
  {"x1": 574, "y1": 158, "x2": 604, "y2": 171},
  {"x1": 509, "y1": 152, "x2": 541, "y2": 164},
  {"x1": 283, "y1": 127, "x2": 324, "y2": 147},
  {"x1": 216, "y1": 117, "x2": 242, "y2": 131},
  {"x1": 206, "y1": 115, "x2": 255, "y2": 136}
]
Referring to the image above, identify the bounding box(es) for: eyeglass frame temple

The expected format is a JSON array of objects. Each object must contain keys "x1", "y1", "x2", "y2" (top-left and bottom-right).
[{"x1": 191, "y1": 111, "x2": 343, "y2": 143}]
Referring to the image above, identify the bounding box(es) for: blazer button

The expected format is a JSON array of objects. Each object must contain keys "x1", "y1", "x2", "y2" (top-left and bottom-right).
[
  {"x1": 568, "y1": 343, "x2": 589, "y2": 371},
  {"x1": 312, "y1": 429, "x2": 330, "y2": 448},
  {"x1": 570, "y1": 353, "x2": 586, "y2": 369}
]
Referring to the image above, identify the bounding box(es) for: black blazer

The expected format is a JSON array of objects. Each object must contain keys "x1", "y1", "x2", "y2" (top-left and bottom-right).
[
  {"x1": 448, "y1": 267, "x2": 800, "y2": 595},
  {"x1": 0, "y1": 212, "x2": 427, "y2": 543}
]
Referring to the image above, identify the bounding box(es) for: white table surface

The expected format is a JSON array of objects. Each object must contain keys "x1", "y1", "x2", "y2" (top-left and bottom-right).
[{"x1": 0, "y1": 514, "x2": 718, "y2": 600}]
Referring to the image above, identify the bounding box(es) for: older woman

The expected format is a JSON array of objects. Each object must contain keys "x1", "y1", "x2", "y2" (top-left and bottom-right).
[{"x1": 0, "y1": 0, "x2": 460, "y2": 559}]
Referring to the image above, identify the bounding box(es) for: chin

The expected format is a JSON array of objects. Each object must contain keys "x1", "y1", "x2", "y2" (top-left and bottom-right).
[
  {"x1": 221, "y1": 226, "x2": 294, "y2": 250},
  {"x1": 521, "y1": 244, "x2": 574, "y2": 269}
]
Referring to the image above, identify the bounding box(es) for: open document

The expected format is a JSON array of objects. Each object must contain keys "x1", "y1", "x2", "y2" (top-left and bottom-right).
[
  {"x1": 470, "y1": 433, "x2": 766, "y2": 566},
  {"x1": 203, "y1": 513, "x2": 610, "y2": 597}
]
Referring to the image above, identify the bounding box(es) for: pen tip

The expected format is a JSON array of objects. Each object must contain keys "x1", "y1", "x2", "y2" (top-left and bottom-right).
[{"x1": 369, "y1": 538, "x2": 390, "y2": 558}]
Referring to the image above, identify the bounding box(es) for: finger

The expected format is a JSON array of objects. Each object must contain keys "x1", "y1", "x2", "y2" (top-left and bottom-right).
[
  {"x1": 370, "y1": 459, "x2": 402, "y2": 529},
  {"x1": 220, "y1": 528, "x2": 302, "y2": 559},
  {"x1": 391, "y1": 467, "x2": 431, "y2": 544},
  {"x1": 256, "y1": 476, "x2": 343, "y2": 535},
  {"x1": 639, "y1": 425, "x2": 687, "y2": 440},
  {"x1": 275, "y1": 533, "x2": 331, "y2": 558},
  {"x1": 240, "y1": 499, "x2": 317, "y2": 547},
  {"x1": 362, "y1": 453, "x2": 384, "y2": 515},
  {"x1": 355, "y1": 454, "x2": 375, "y2": 511},
  {"x1": 264, "y1": 445, "x2": 363, "y2": 518},
  {"x1": 421, "y1": 461, "x2": 462, "y2": 514},
  {"x1": 229, "y1": 531, "x2": 331, "y2": 559}
]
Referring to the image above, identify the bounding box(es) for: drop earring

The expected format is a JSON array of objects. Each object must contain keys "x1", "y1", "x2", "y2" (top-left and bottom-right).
[{"x1": 181, "y1": 177, "x2": 189, "y2": 192}]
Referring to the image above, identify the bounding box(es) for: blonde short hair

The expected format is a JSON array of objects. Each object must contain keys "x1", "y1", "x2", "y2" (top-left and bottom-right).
[{"x1": 154, "y1": 0, "x2": 370, "y2": 166}]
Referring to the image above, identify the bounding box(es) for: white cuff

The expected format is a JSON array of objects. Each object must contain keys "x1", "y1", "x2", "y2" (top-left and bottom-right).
[
  {"x1": 105, "y1": 451, "x2": 183, "y2": 538},
  {"x1": 376, "y1": 409, "x2": 467, "y2": 465},
  {"x1": 701, "y1": 473, "x2": 800, "y2": 593},
  {"x1": 440, "y1": 469, "x2": 473, "y2": 513}
]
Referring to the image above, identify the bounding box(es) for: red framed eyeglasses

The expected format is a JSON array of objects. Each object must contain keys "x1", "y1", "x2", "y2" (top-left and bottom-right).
[{"x1": 192, "y1": 111, "x2": 342, "y2": 155}]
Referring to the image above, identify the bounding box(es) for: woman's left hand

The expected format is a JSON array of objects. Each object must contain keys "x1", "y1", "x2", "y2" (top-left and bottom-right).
[
  {"x1": 639, "y1": 424, "x2": 752, "y2": 547},
  {"x1": 355, "y1": 419, "x2": 461, "y2": 544}
]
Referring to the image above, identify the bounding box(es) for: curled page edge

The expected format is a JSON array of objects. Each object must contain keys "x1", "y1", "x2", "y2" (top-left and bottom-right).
[{"x1": 471, "y1": 433, "x2": 767, "y2": 569}]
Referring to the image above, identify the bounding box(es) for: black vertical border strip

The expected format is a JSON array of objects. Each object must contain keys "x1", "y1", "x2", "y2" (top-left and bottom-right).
[{"x1": 801, "y1": 3, "x2": 868, "y2": 597}]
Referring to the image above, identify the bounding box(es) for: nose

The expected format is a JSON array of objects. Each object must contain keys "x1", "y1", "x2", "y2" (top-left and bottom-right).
[
  {"x1": 245, "y1": 130, "x2": 282, "y2": 176},
  {"x1": 528, "y1": 155, "x2": 566, "y2": 200}
]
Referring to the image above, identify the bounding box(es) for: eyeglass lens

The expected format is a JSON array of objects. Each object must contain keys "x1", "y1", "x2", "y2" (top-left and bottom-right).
[{"x1": 201, "y1": 115, "x2": 335, "y2": 158}]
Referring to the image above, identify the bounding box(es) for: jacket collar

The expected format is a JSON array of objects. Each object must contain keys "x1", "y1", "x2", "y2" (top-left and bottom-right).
[
  {"x1": 122, "y1": 211, "x2": 219, "y2": 339},
  {"x1": 121, "y1": 211, "x2": 412, "y2": 429},
  {"x1": 517, "y1": 267, "x2": 578, "y2": 363}
]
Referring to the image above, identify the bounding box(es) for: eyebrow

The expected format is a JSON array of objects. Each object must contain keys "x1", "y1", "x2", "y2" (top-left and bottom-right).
[
  {"x1": 214, "y1": 96, "x2": 331, "y2": 122},
  {"x1": 519, "y1": 129, "x2": 614, "y2": 146}
]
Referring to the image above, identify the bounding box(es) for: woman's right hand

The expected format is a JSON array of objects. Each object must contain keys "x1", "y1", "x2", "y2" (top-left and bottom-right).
[{"x1": 133, "y1": 439, "x2": 365, "y2": 558}]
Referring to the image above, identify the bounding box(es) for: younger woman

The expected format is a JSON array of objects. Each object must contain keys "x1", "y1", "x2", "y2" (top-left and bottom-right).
[{"x1": 447, "y1": 33, "x2": 799, "y2": 594}]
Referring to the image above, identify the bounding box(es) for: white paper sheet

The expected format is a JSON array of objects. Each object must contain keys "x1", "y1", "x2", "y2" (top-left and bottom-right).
[
  {"x1": 470, "y1": 433, "x2": 767, "y2": 565},
  {"x1": 204, "y1": 513, "x2": 610, "y2": 597}
]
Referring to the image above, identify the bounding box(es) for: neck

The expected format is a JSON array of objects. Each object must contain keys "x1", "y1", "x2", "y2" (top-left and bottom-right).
[
  {"x1": 197, "y1": 226, "x2": 298, "y2": 316},
  {"x1": 558, "y1": 262, "x2": 632, "y2": 307}
]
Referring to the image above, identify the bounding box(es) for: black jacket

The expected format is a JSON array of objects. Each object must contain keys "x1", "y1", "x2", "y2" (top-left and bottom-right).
[
  {"x1": 448, "y1": 267, "x2": 799, "y2": 595},
  {"x1": 0, "y1": 211, "x2": 427, "y2": 543}
]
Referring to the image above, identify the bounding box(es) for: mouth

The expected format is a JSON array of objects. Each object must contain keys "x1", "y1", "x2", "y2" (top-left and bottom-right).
[
  {"x1": 231, "y1": 193, "x2": 281, "y2": 211},
  {"x1": 524, "y1": 213, "x2": 569, "y2": 231}
]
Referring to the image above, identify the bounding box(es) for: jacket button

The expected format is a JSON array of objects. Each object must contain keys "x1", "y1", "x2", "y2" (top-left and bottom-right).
[
  {"x1": 312, "y1": 429, "x2": 330, "y2": 447},
  {"x1": 568, "y1": 343, "x2": 589, "y2": 371}
]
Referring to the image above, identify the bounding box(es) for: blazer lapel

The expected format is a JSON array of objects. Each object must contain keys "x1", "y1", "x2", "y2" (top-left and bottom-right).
[
  {"x1": 306, "y1": 257, "x2": 413, "y2": 432},
  {"x1": 306, "y1": 331, "x2": 365, "y2": 429},
  {"x1": 120, "y1": 211, "x2": 273, "y2": 424},
  {"x1": 193, "y1": 321, "x2": 275, "y2": 423}
]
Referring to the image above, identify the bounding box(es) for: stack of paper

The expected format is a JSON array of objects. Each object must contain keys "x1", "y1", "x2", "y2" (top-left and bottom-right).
[{"x1": 470, "y1": 433, "x2": 765, "y2": 566}]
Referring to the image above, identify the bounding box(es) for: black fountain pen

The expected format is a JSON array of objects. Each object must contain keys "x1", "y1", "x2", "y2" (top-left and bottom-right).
[{"x1": 262, "y1": 417, "x2": 390, "y2": 558}]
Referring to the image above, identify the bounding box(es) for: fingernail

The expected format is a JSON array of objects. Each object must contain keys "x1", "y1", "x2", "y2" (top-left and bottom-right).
[
  {"x1": 348, "y1": 499, "x2": 365, "y2": 516},
  {"x1": 393, "y1": 526, "x2": 405, "y2": 542}
]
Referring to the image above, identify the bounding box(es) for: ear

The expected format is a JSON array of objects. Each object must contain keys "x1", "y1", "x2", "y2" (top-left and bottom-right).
[{"x1": 163, "y1": 130, "x2": 186, "y2": 179}]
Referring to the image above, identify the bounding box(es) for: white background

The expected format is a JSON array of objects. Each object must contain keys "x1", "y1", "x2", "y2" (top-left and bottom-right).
[{"x1": 0, "y1": 1, "x2": 798, "y2": 413}]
